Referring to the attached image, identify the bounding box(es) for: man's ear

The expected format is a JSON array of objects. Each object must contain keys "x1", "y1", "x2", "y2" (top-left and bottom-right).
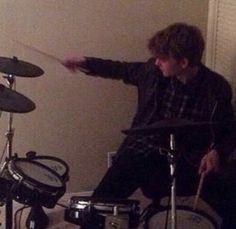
[{"x1": 180, "y1": 58, "x2": 189, "y2": 69}]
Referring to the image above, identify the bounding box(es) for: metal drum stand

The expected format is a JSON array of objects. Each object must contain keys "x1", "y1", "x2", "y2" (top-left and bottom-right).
[
  {"x1": 3, "y1": 73, "x2": 36, "y2": 229},
  {"x1": 0, "y1": 56, "x2": 43, "y2": 229},
  {"x1": 166, "y1": 133, "x2": 177, "y2": 229},
  {"x1": 5, "y1": 74, "x2": 16, "y2": 229}
]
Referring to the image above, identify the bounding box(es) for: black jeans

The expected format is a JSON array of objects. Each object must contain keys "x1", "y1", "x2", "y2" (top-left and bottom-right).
[{"x1": 92, "y1": 149, "x2": 199, "y2": 199}]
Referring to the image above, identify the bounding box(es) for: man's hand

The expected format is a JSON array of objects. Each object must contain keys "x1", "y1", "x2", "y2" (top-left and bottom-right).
[
  {"x1": 198, "y1": 149, "x2": 220, "y2": 174},
  {"x1": 62, "y1": 56, "x2": 88, "y2": 73}
]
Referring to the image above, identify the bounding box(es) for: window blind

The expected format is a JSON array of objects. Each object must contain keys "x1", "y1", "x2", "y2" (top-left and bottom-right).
[{"x1": 206, "y1": 0, "x2": 236, "y2": 106}]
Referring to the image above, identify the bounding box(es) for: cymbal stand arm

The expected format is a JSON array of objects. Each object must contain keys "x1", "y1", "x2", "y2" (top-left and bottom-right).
[{"x1": 168, "y1": 133, "x2": 177, "y2": 229}]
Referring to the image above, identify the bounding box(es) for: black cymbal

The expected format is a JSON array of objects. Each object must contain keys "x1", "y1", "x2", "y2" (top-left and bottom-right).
[
  {"x1": 123, "y1": 118, "x2": 215, "y2": 135},
  {"x1": 0, "y1": 56, "x2": 44, "y2": 77},
  {"x1": 0, "y1": 84, "x2": 35, "y2": 113}
]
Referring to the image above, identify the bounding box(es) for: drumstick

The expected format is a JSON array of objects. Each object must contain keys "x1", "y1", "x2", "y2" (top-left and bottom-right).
[
  {"x1": 1, "y1": 28, "x2": 63, "y2": 63},
  {"x1": 193, "y1": 172, "x2": 206, "y2": 210},
  {"x1": 13, "y1": 38, "x2": 63, "y2": 63}
]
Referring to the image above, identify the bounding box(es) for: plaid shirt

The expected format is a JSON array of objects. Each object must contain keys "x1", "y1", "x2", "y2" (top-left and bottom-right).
[
  {"x1": 85, "y1": 57, "x2": 234, "y2": 163},
  {"x1": 126, "y1": 75, "x2": 211, "y2": 158}
]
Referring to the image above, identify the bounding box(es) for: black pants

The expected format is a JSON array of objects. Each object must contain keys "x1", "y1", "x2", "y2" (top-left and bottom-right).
[
  {"x1": 93, "y1": 148, "x2": 199, "y2": 197},
  {"x1": 92, "y1": 150, "x2": 236, "y2": 228}
]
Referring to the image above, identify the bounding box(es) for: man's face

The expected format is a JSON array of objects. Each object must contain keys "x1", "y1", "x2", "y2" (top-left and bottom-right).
[{"x1": 155, "y1": 55, "x2": 184, "y2": 77}]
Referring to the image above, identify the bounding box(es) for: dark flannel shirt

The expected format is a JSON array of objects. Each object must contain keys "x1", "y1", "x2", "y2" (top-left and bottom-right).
[{"x1": 82, "y1": 57, "x2": 235, "y2": 165}]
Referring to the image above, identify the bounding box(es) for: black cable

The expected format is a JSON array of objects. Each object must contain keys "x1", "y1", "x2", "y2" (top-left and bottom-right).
[{"x1": 14, "y1": 205, "x2": 30, "y2": 229}]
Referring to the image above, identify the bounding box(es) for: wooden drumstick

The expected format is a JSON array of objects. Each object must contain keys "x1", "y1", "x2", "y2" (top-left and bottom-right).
[
  {"x1": 1, "y1": 29, "x2": 63, "y2": 63},
  {"x1": 193, "y1": 172, "x2": 206, "y2": 210},
  {"x1": 13, "y1": 38, "x2": 63, "y2": 63}
]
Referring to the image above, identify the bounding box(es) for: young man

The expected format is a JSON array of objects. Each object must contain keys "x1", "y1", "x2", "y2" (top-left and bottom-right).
[{"x1": 63, "y1": 23, "x2": 236, "y2": 228}]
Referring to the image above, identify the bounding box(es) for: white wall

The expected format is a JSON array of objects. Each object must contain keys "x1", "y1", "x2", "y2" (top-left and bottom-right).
[{"x1": 0, "y1": 0, "x2": 209, "y2": 192}]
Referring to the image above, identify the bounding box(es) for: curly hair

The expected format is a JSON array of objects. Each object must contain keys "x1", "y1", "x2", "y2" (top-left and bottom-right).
[{"x1": 148, "y1": 22, "x2": 205, "y2": 66}]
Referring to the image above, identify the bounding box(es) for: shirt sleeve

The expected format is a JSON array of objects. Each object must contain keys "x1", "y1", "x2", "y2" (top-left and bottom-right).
[
  {"x1": 80, "y1": 57, "x2": 155, "y2": 86},
  {"x1": 210, "y1": 77, "x2": 236, "y2": 165}
]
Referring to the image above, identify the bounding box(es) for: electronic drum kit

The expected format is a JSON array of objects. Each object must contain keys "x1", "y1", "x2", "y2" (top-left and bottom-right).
[
  {"x1": 0, "y1": 56, "x2": 69, "y2": 229},
  {"x1": 0, "y1": 56, "x2": 223, "y2": 229}
]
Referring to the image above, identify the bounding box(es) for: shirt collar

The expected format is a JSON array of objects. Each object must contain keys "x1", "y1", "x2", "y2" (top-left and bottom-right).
[{"x1": 171, "y1": 64, "x2": 204, "y2": 93}]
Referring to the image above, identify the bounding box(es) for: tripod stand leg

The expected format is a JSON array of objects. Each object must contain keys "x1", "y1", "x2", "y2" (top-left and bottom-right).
[
  {"x1": 26, "y1": 204, "x2": 49, "y2": 229},
  {"x1": 5, "y1": 197, "x2": 13, "y2": 229}
]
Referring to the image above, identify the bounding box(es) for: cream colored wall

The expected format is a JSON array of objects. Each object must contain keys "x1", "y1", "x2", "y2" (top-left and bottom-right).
[{"x1": 0, "y1": 0, "x2": 209, "y2": 192}]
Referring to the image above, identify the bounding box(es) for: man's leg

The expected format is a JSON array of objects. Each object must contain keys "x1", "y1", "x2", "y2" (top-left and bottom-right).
[
  {"x1": 201, "y1": 161, "x2": 236, "y2": 229},
  {"x1": 92, "y1": 150, "x2": 151, "y2": 198}
]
